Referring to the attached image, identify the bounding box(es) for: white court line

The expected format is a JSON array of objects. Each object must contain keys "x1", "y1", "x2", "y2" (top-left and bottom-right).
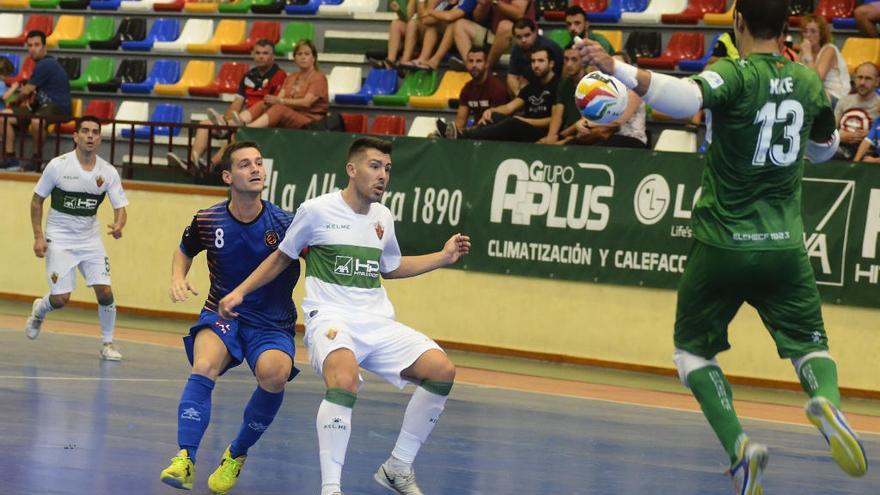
[{"x1": 0, "y1": 375, "x2": 255, "y2": 384}]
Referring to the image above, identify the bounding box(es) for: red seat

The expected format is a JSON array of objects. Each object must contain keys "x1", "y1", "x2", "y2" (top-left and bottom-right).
[
  {"x1": 154, "y1": 0, "x2": 185, "y2": 11},
  {"x1": 0, "y1": 15, "x2": 54, "y2": 46},
  {"x1": 661, "y1": 0, "x2": 726, "y2": 24},
  {"x1": 815, "y1": 0, "x2": 855, "y2": 21},
  {"x1": 576, "y1": 0, "x2": 607, "y2": 13},
  {"x1": 370, "y1": 114, "x2": 405, "y2": 136},
  {"x1": 189, "y1": 62, "x2": 248, "y2": 97},
  {"x1": 221, "y1": 21, "x2": 280, "y2": 55},
  {"x1": 638, "y1": 32, "x2": 704, "y2": 70},
  {"x1": 342, "y1": 113, "x2": 368, "y2": 133},
  {"x1": 8, "y1": 56, "x2": 35, "y2": 84},
  {"x1": 59, "y1": 99, "x2": 115, "y2": 134}
]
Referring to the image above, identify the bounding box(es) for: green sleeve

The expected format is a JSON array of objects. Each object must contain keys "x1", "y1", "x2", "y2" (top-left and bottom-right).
[{"x1": 689, "y1": 58, "x2": 744, "y2": 111}]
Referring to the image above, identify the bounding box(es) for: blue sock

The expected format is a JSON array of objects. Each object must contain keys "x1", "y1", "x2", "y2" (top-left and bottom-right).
[
  {"x1": 177, "y1": 374, "x2": 215, "y2": 464},
  {"x1": 229, "y1": 386, "x2": 284, "y2": 458}
]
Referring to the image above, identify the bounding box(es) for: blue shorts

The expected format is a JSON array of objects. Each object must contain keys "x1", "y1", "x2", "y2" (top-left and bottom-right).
[{"x1": 183, "y1": 310, "x2": 299, "y2": 381}]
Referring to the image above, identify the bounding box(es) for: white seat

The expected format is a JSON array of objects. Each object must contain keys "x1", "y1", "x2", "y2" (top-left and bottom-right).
[
  {"x1": 0, "y1": 14, "x2": 23, "y2": 38},
  {"x1": 319, "y1": 0, "x2": 380, "y2": 15},
  {"x1": 328, "y1": 66, "x2": 363, "y2": 102},
  {"x1": 120, "y1": 0, "x2": 159, "y2": 11},
  {"x1": 153, "y1": 19, "x2": 214, "y2": 53},
  {"x1": 108, "y1": 101, "x2": 150, "y2": 138},
  {"x1": 654, "y1": 129, "x2": 697, "y2": 153},
  {"x1": 408, "y1": 116, "x2": 438, "y2": 138},
  {"x1": 621, "y1": 0, "x2": 687, "y2": 23}
]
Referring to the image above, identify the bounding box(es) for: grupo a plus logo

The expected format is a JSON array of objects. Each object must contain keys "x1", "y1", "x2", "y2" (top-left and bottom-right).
[
  {"x1": 802, "y1": 178, "x2": 855, "y2": 287},
  {"x1": 490, "y1": 159, "x2": 614, "y2": 231}
]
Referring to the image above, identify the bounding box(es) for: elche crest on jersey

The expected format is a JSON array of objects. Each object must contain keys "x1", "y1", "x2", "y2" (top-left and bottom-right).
[
  {"x1": 374, "y1": 222, "x2": 384, "y2": 240},
  {"x1": 264, "y1": 229, "x2": 279, "y2": 248},
  {"x1": 51, "y1": 272, "x2": 58, "y2": 284},
  {"x1": 95, "y1": 175, "x2": 105, "y2": 188}
]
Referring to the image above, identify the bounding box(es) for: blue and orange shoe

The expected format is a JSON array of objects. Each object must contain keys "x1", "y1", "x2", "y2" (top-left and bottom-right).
[
  {"x1": 160, "y1": 449, "x2": 194, "y2": 490},
  {"x1": 806, "y1": 396, "x2": 868, "y2": 477},
  {"x1": 729, "y1": 437, "x2": 768, "y2": 495}
]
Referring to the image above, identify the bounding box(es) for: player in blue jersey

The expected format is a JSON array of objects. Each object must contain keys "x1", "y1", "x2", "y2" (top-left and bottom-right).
[{"x1": 159, "y1": 141, "x2": 301, "y2": 495}]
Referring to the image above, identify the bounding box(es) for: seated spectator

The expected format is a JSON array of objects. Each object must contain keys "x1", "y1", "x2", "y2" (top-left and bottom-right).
[
  {"x1": 443, "y1": 47, "x2": 560, "y2": 142},
  {"x1": 447, "y1": 0, "x2": 532, "y2": 72},
  {"x1": 373, "y1": 0, "x2": 417, "y2": 69},
  {"x1": 2, "y1": 30, "x2": 71, "y2": 170},
  {"x1": 564, "y1": 6, "x2": 613, "y2": 53},
  {"x1": 167, "y1": 39, "x2": 285, "y2": 172},
  {"x1": 835, "y1": 62, "x2": 880, "y2": 160},
  {"x1": 542, "y1": 46, "x2": 584, "y2": 144},
  {"x1": 234, "y1": 40, "x2": 328, "y2": 129},
  {"x1": 404, "y1": 0, "x2": 477, "y2": 70},
  {"x1": 854, "y1": 118, "x2": 880, "y2": 163},
  {"x1": 435, "y1": 47, "x2": 509, "y2": 136},
  {"x1": 780, "y1": 24, "x2": 798, "y2": 62},
  {"x1": 507, "y1": 18, "x2": 563, "y2": 96},
  {"x1": 0, "y1": 56, "x2": 15, "y2": 109},
  {"x1": 800, "y1": 15, "x2": 850, "y2": 107},
  {"x1": 855, "y1": 1, "x2": 880, "y2": 38},
  {"x1": 553, "y1": 52, "x2": 646, "y2": 148}
]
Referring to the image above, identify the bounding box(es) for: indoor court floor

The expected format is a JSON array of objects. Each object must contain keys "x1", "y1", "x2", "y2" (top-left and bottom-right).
[{"x1": 0, "y1": 317, "x2": 878, "y2": 495}]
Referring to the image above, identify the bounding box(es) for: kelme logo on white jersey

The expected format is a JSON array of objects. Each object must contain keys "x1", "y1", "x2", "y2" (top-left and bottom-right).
[{"x1": 490, "y1": 159, "x2": 614, "y2": 231}]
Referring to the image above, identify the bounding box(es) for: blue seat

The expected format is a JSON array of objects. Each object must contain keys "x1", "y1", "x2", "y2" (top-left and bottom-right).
[
  {"x1": 123, "y1": 103, "x2": 184, "y2": 139},
  {"x1": 334, "y1": 69, "x2": 398, "y2": 105},
  {"x1": 588, "y1": 0, "x2": 647, "y2": 22},
  {"x1": 678, "y1": 32, "x2": 721, "y2": 72},
  {"x1": 285, "y1": 0, "x2": 321, "y2": 14},
  {"x1": 120, "y1": 59, "x2": 180, "y2": 93},
  {"x1": 121, "y1": 18, "x2": 180, "y2": 51},
  {"x1": 0, "y1": 52, "x2": 21, "y2": 76},
  {"x1": 90, "y1": 0, "x2": 121, "y2": 8}
]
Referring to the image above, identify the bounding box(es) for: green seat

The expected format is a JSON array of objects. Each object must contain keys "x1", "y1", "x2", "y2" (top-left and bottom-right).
[
  {"x1": 372, "y1": 70, "x2": 438, "y2": 107},
  {"x1": 69, "y1": 57, "x2": 114, "y2": 91},
  {"x1": 30, "y1": 0, "x2": 60, "y2": 7},
  {"x1": 323, "y1": 30, "x2": 388, "y2": 55},
  {"x1": 59, "y1": 17, "x2": 115, "y2": 49},
  {"x1": 276, "y1": 22, "x2": 315, "y2": 56},
  {"x1": 219, "y1": 0, "x2": 252, "y2": 12},
  {"x1": 546, "y1": 29, "x2": 571, "y2": 49}
]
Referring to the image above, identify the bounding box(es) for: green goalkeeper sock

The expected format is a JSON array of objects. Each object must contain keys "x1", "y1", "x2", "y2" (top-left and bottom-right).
[
  {"x1": 798, "y1": 356, "x2": 841, "y2": 408},
  {"x1": 687, "y1": 366, "x2": 744, "y2": 465}
]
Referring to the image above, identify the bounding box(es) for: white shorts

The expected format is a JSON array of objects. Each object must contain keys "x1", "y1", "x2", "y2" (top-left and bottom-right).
[
  {"x1": 45, "y1": 241, "x2": 111, "y2": 295},
  {"x1": 303, "y1": 308, "x2": 443, "y2": 389}
]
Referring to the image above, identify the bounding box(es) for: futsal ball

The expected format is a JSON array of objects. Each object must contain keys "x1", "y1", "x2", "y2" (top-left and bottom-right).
[{"x1": 574, "y1": 71, "x2": 629, "y2": 125}]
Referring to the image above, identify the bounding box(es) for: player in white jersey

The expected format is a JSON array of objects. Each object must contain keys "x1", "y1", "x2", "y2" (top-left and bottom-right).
[
  {"x1": 26, "y1": 116, "x2": 128, "y2": 361},
  {"x1": 218, "y1": 137, "x2": 471, "y2": 495}
]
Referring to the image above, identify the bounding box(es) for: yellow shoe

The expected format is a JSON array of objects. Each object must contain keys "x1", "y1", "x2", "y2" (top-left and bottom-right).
[
  {"x1": 207, "y1": 445, "x2": 247, "y2": 494},
  {"x1": 806, "y1": 396, "x2": 868, "y2": 477},
  {"x1": 160, "y1": 449, "x2": 194, "y2": 490}
]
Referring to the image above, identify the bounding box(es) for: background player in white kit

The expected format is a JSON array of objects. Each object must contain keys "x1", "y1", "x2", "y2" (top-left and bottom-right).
[
  {"x1": 26, "y1": 116, "x2": 128, "y2": 361},
  {"x1": 219, "y1": 137, "x2": 471, "y2": 495}
]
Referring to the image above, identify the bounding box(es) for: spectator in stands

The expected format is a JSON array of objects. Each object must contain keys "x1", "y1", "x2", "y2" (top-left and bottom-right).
[
  {"x1": 0, "y1": 56, "x2": 15, "y2": 110},
  {"x1": 447, "y1": 0, "x2": 532, "y2": 72},
  {"x1": 542, "y1": 46, "x2": 584, "y2": 144},
  {"x1": 799, "y1": 15, "x2": 850, "y2": 107},
  {"x1": 553, "y1": 52, "x2": 647, "y2": 148},
  {"x1": 854, "y1": 118, "x2": 880, "y2": 162},
  {"x1": 564, "y1": 6, "x2": 613, "y2": 52},
  {"x1": 373, "y1": 0, "x2": 416, "y2": 69},
  {"x1": 507, "y1": 18, "x2": 563, "y2": 96},
  {"x1": 434, "y1": 46, "x2": 509, "y2": 137},
  {"x1": 442, "y1": 47, "x2": 560, "y2": 142},
  {"x1": 834, "y1": 62, "x2": 880, "y2": 160},
  {"x1": 855, "y1": 1, "x2": 880, "y2": 38},
  {"x1": 2, "y1": 30, "x2": 71, "y2": 170},
  {"x1": 403, "y1": 0, "x2": 478, "y2": 70},
  {"x1": 235, "y1": 40, "x2": 329, "y2": 130},
  {"x1": 167, "y1": 39, "x2": 285, "y2": 172},
  {"x1": 780, "y1": 24, "x2": 798, "y2": 62}
]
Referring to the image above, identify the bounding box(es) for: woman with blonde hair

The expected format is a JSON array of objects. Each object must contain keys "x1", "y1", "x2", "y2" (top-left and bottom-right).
[{"x1": 800, "y1": 14, "x2": 850, "y2": 107}]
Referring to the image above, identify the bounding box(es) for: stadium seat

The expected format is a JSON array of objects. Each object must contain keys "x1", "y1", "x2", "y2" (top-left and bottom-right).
[
  {"x1": 183, "y1": 0, "x2": 219, "y2": 12},
  {"x1": 55, "y1": 98, "x2": 83, "y2": 135},
  {"x1": 661, "y1": 0, "x2": 725, "y2": 24},
  {"x1": 0, "y1": 0, "x2": 29, "y2": 7},
  {"x1": 276, "y1": 22, "x2": 315, "y2": 56},
  {"x1": 90, "y1": 17, "x2": 144, "y2": 50},
  {"x1": 0, "y1": 52, "x2": 21, "y2": 76},
  {"x1": 2, "y1": 16, "x2": 52, "y2": 47},
  {"x1": 110, "y1": 100, "x2": 149, "y2": 138},
  {"x1": 546, "y1": 29, "x2": 571, "y2": 49},
  {"x1": 0, "y1": 14, "x2": 23, "y2": 40},
  {"x1": 622, "y1": 0, "x2": 687, "y2": 23},
  {"x1": 122, "y1": 18, "x2": 179, "y2": 51},
  {"x1": 121, "y1": 59, "x2": 180, "y2": 93},
  {"x1": 189, "y1": 61, "x2": 247, "y2": 97},
  {"x1": 285, "y1": 0, "x2": 321, "y2": 14},
  {"x1": 251, "y1": 0, "x2": 284, "y2": 13},
  {"x1": 407, "y1": 116, "x2": 437, "y2": 137},
  {"x1": 187, "y1": 20, "x2": 243, "y2": 54},
  {"x1": 593, "y1": 30, "x2": 622, "y2": 52},
  {"x1": 46, "y1": 16, "x2": 86, "y2": 48},
  {"x1": 59, "y1": 17, "x2": 115, "y2": 49},
  {"x1": 122, "y1": 103, "x2": 183, "y2": 138},
  {"x1": 319, "y1": 0, "x2": 379, "y2": 15},
  {"x1": 335, "y1": 68, "x2": 397, "y2": 105},
  {"x1": 788, "y1": 0, "x2": 815, "y2": 26},
  {"x1": 154, "y1": 60, "x2": 214, "y2": 96},
  {"x1": 410, "y1": 70, "x2": 470, "y2": 109},
  {"x1": 678, "y1": 32, "x2": 721, "y2": 72},
  {"x1": 654, "y1": 129, "x2": 697, "y2": 153},
  {"x1": 327, "y1": 66, "x2": 362, "y2": 101},
  {"x1": 89, "y1": 58, "x2": 146, "y2": 92},
  {"x1": 153, "y1": 19, "x2": 213, "y2": 53},
  {"x1": 69, "y1": 57, "x2": 114, "y2": 90},
  {"x1": 323, "y1": 30, "x2": 388, "y2": 54},
  {"x1": 81, "y1": 98, "x2": 116, "y2": 121},
  {"x1": 815, "y1": 0, "x2": 854, "y2": 22},
  {"x1": 30, "y1": 0, "x2": 59, "y2": 6},
  {"x1": 153, "y1": 0, "x2": 184, "y2": 10},
  {"x1": 9, "y1": 56, "x2": 34, "y2": 84},
  {"x1": 371, "y1": 70, "x2": 438, "y2": 106},
  {"x1": 703, "y1": 0, "x2": 735, "y2": 25},
  {"x1": 341, "y1": 112, "x2": 368, "y2": 133},
  {"x1": 59, "y1": 0, "x2": 90, "y2": 8},
  {"x1": 120, "y1": 0, "x2": 159, "y2": 10},
  {"x1": 219, "y1": 0, "x2": 251, "y2": 12},
  {"x1": 370, "y1": 114, "x2": 405, "y2": 135},
  {"x1": 638, "y1": 32, "x2": 703, "y2": 70},
  {"x1": 537, "y1": 0, "x2": 567, "y2": 21},
  {"x1": 90, "y1": 0, "x2": 122, "y2": 9},
  {"x1": 624, "y1": 31, "x2": 661, "y2": 61},
  {"x1": 588, "y1": 0, "x2": 649, "y2": 22},
  {"x1": 841, "y1": 37, "x2": 880, "y2": 74},
  {"x1": 836, "y1": 0, "x2": 880, "y2": 28},
  {"x1": 221, "y1": 21, "x2": 280, "y2": 54},
  {"x1": 57, "y1": 56, "x2": 82, "y2": 80}
]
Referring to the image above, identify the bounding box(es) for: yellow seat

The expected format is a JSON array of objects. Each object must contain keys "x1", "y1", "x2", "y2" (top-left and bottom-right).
[
  {"x1": 0, "y1": 0, "x2": 28, "y2": 7},
  {"x1": 593, "y1": 30, "x2": 622, "y2": 53},
  {"x1": 841, "y1": 37, "x2": 880, "y2": 74},
  {"x1": 184, "y1": 0, "x2": 219, "y2": 12},
  {"x1": 48, "y1": 98, "x2": 83, "y2": 135},
  {"x1": 187, "y1": 19, "x2": 245, "y2": 54},
  {"x1": 703, "y1": 1, "x2": 735, "y2": 26},
  {"x1": 409, "y1": 71, "x2": 472, "y2": 109},
  {"x1": 46, "y1": 16, "x2": 86, "y2": 49},
  {"x1": 155, "y1": 60, "x2": 216, "y2": 96}
]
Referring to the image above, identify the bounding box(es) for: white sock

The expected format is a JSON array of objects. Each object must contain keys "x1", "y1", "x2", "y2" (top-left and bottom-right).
[
  {"x1": 98, "y1": 304, "x2": 116, "y2": 344},
  {"x1": 33, "y1": 295, "x2": 55, "y2": 319},
  {"x1": 317, "y1": 399, "x2": 353, "y2": 489},
  {"x1": 389, "y1": 387, "x2": 448, "y2": 472}
]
